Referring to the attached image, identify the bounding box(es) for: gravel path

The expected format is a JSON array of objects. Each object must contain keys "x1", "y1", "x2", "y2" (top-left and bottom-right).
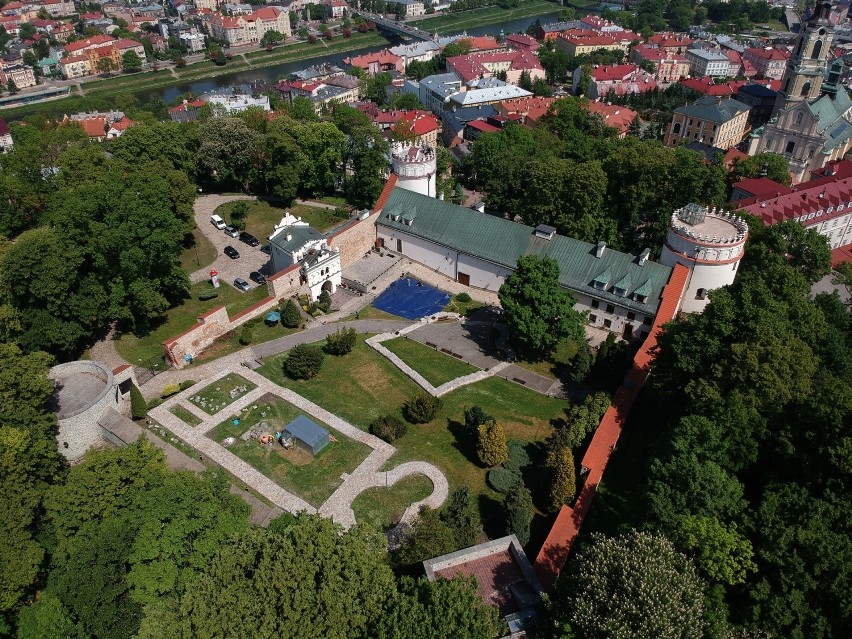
[{"x1": 149, "y1": 365, "x2": 449, "y2": 530}]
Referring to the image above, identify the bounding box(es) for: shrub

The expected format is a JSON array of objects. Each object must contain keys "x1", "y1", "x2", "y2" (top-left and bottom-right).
[
  {"x1": 325, "y1": 326, "x2": 356, "y2": 355},
  {"x1": 369, "y1": 415, "x2": 407, "y2": 442},
  {"x1": 441, "y1": 487, "x2": 480, "y2": 548},
  {"x1": 130, "y1": 384, "x2": 147, "y2": 420},
  {"x1": 281, "y1": 300, "x2": 302, "y2": 328},
  {"x1": 284, "y1": 343, "x2": 325, "y2": 380},
  {"x1": 504, "y1": 483, "x2": 534, "y2": 545},
  {"x1": 179, "y1": 380, "x2": 196, "y2": 391},
  {"x1": 307, "y1": 34, "x2": 317, "y2": 43},
  {"x1": 198, "y1": 291, "x2": 219, "y2": 301},
  {"x1": 456, "y1": 292, "x2": 472, "y2": 303},
  {"x1": 546, "y1": 446, "x2": 577, "y2": 513},
  {"x1": 403, "y1": 393, "x2": 441, "y2": 424},
  {"x1": 566, "y1": 340, "x2": 593, "y2": 384},
  {"x1": 464, "y1": 405, "x2": 493, "y2": 431},
  {"x1": 161, "y1": 383, "x2": 181, "y2": 399},
  {"x1": 476, "y1": 420, "x2": 508, "y2": 467},
  {"x1": 343, "y1": 28, "x2": 351, "y2": 38},
  {"x1": 487, "y1": 467, "x2": 521, "y2": 494},
  {"x1": 504, "y1": 439, "x2": 532, "y2": 475},
  {"x1": 239, "y1": 325, "x2": 253, "y2": 345},
  {"x1": 318, "y1": 289, "x2": 332, "y2": 312}
]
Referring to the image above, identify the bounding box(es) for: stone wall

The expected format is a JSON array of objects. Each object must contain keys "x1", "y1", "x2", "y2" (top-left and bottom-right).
[
  {"x1": 267, "y1": 262, "x2": 302, "y2": 299},
  {"x1": 327, "y1": 212, "x2": 381, "y2": 270}
]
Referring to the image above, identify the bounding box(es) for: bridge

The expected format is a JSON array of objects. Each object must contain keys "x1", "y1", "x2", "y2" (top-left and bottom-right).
[{"x1": 356, "y1": 12, "x2": 435, "y2": 42}]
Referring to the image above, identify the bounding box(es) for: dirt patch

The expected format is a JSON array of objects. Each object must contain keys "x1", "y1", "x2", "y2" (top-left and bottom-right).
[{"x1": 264, "y1": 443, "x2": 313, "y2": 467}]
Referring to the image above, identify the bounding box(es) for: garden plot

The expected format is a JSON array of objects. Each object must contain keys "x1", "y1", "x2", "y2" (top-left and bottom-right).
[{"x1": 189, "y1": 373, "x2": 257, "y2": 415}]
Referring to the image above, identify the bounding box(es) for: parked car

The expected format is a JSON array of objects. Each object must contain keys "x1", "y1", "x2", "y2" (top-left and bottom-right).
[
  {"x1": 239, "y1": 231, "x2": 259, "y2": 247},
  {"x1": 210, "y1": 214, "x2": 226, "y2": 229},
  {"x1": 234, "y1": 277, "x2": 251, "y2": 292},
  {"x1": 249, "y1": 271, "x2": 266, "y2": 285},
  {"x1": 224, "y1": 245, "x2": 240, "y2": 259},
  {"x1": 260, "y1": 244, "x2": 271, "y2": 254},
  {"x1": 224, "y1": 225, "x2": 239, "y2": 238}
]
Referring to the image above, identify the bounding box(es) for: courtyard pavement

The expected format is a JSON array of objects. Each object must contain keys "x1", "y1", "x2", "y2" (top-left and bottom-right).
[{"x1": 149, "y1": 366, "x2": 448, "y2": 530}]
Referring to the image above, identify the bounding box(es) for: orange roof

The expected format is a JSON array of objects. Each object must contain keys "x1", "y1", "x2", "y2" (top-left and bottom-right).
[
  {"x1": 457, "y1": 35, "x2": 502, "y2": 52},
  {"x1": 648, "y1": 32, "x2": 692, "y2": 49},
  {"x1": 109, "y1": 116, "x2": 134, "y2": 132},
  {"x1": 498, "y1": 96, "x2": 556, "y2": 124},
  {"x1": 583, "y1": 101, "x2": 637, "y2": 135},
  {"x1": 372, "y1": 174, "x2": 399, "y2": 213},
  {"x1": 63, "y1": 34, "x2": 115, "y2": 53},
  {"x1": 77, "y1": 117, "x2": 107, "y2": 138},
  {"x1": 558, "y1": 29, "x2": 617, "y2": 47},
  {"x1": 745, "y1": 46, "x2": 790, "y2": 61},
  {"x1": 61, "y1": 54, "x2": 89, "y2": 64}
]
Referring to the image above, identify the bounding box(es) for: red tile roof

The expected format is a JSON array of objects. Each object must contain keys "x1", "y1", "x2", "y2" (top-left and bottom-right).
[
  {"x1": 447, "y1": 50, "x2": 544, "y2": 83},
  {"x1": 344, "y1": 48, "x2": 401, "y2": 68},
  {"x1": 648, "y1": 32, "x2": 692, "y2": 49},
  {"x1": 745, "y1": 46, "x2": 790, "y2": 61},
  {"x1": 76, "y1": 117, "x2": 107, "y2": 138},
  {"x1": 534, "y1": 262, "x2": 690, "y2": 591},
  {"x1": 632, "y1": 43, "x2": 687, "y2": 63},
  {"x1": 589, "y1": 63, "x2": 638, "y2": 81},
  {"x1": 63, "y1": 34, "x2": 115, "y2": 53},
  {"x1": 372, "y1": 174, "x2": 399, "y2": 213},
  {"x1": 457, "y1": 35, "x2": 503, "y2": 52},
  {"x1": 558, "y1": 29, "x2": 617, "y2": 47},
  {"x1": 583, "y1": 101, "x2": 637, "y2": 135},
  {"x1": 679, "y1": 76, "x2": 749, "y2": 96},
  {"x1": 467, "y1": 119, "x2": 500, "y2": 133},
  {"x1": 504, "y1": 33, "x2": 540, "y2": 51},
  {"x1": 733, "y1": 177, "x2": 793, "y2": 199},
  {"x1": 498, "y1": 96, "x2": 557, "y2": 124},
  {"x1": 831, "y1": 245, "x2": 852, "y2": 265},
  {"x1": 434, "y1": 550, "x2": 525, "y2": 616}
]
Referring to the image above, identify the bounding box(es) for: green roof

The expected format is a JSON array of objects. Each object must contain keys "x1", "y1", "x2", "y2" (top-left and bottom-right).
[
  {"x1": 807, "y1": 87, "x2": 852, "y2": 151},
  {"x1": 268, "y1": 224, "x2": 324, "y2": 254},
  {"x1": 378, "y1": 187, "x2": 673, "y2": 315}
]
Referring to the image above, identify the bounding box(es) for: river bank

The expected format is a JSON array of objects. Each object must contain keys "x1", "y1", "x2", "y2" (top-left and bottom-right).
[{"x1": 411, "y1": 0, "x2": 567, "y2": 32}]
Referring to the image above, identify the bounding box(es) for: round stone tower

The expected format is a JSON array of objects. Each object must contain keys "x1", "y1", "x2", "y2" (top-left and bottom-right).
[
  {"x1": 660, "y1": 203, "x2": 748, "y2": 313},
  {"x1": 391, "y1": 142, "x2": 437, "y2": 197}
]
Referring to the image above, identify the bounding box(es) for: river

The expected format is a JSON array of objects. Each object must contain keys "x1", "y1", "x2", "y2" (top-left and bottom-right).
[{"x1": 135, "y1": 11, "x2": 564, "y2": 104}]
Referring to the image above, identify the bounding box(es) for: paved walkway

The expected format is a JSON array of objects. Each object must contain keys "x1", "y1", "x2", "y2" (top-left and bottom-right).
[{"x1": 149, "y1": 366, "x2": 448, "y2": 530}]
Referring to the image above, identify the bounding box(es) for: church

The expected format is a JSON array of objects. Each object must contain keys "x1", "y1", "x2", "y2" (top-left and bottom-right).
[{"x1": 747, "y1": 1, "x2": 852, "y2": 183}]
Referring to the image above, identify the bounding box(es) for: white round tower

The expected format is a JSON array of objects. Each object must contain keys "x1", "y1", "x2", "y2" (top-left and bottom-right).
[
  {"x1": 391, "y1": 143, "x2": 437, "y2": 197},
  {"x1": 660, "y1": 203, "x2": 748, "y2": 313}
]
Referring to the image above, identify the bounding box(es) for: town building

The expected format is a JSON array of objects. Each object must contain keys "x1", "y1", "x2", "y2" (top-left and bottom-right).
[
  {"x1": 748, "y1": 1, "x2": 852, "y2": 183},
  {"x1": 388, "y1": 40, "x2": 440, "y2": 67},
  {"x1": 584, "y1": 101, "x2": 639, "y2": 138},
  {"x1": 374, "y1": 184, "x2": 673, "y2": 340},
  {"x1": 629, "y1": 44, "x2": 690, "y2": 83},
  {"x1": 439, "y1": 104, "x2": 500, "y2": 147},
  {"x1": 326, "y1": 0, "x2": 346, "y2": 19},
  {"x1": 648, "y1": 32, "x2": 693, "y2": 55},
  {"x1": 205, "y1": 91, "x2": 271, "y2": 114},
  {"x1": 496, "y1": 96, "x2": 556, "y2": 128},
  {"x1": 685, "y1": 48, "x2": 731, "y2": 77},
  {"x1": 268, "y1": 212, "x2": 342, "y2": 300},
  {"x1": 445, "y1": 50, "x2": 545, "y2": 85},
  {"x1": 343, "y1": 49, "x2": 403, "y2": 76},
  {"x1": 743, "y1": 46, "x2": 790, "y2": 80},
  {"x1": 210, "y1": 6, "x2": 291, "y2": 46},
  {"x1": 664, "y1": 95, "x2": 750, "y2": 149},
  {"x1": 390, "y1": 0, "x2": 425, "y2": 17},
  {"x1": 733, "y1": 158, "x2": 852, "y2": 252},
  {"x1": 554, "y1": 29, "x2": 622, "y2": 57},
  {"x1": 414, "y1": 73, "x2": 464, "y2": 113},
  {"x1": 0, "y1": 60, "x2": 36, "y2": 88},
  {"x1": 504, "y1": 34, "x2": 540, "y2": 52},
  {"x1": 275, "y1": 75, "x2": 361, "y2": 113},
  {"x1": 390, "y1": 142, "x2": 437, "y2": 197},
  {"x1": 59, "y1": 55, "x2": 92, "y2": 79},
  {"x1": 659, "y1": 203, "x2": 748, "y2": 313},
  {"x1": 736, "y1": 82, "x2": 779, "y2": 129},
  {"x1": 358, "y1": 107, "x2": 439, "y2": 146},
  {"x1": 447, "y1": 84, "x2": 533, "y2": 109},
  {"x1": 574, "y1": 64, "x2": 657, "y2": 99}
]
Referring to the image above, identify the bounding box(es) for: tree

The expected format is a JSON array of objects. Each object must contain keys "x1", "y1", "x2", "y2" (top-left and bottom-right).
[
  {"x1": 403, "y1": 393, "x2": 441, "y2": 424},
  {"x1": 369, "y1": 415, "x2": 407, "y2": 443},
  {"x1": 378, "y1": 575, "x2": 500, "y2": 639},
  {"x1": 628, "y1": 114, "x2": 642, "y2": 137},
  {"x1": 280, "y1": 299, "x2": 302, "y2": 328},
  {"x1": 565, "y1": 340, "x2": 593, "y2": 384},
  {"x1": 390, "y1": 92, "x2": 424, "y2": 110},
  {"x1": 503, "y1": 483, "x2": 534, "y2": 545},
  {"x1": 441, "y1": 487, "x2": 481, "y2": 549},
  {"x1": 475, "y1": 420, "x2": 508, "y2": 467},
  {"x1": 197, "y1": 118, "x2": 264, "y2": 192},
  {"x1": 366, "y1": 71, "x2": 393, "y2": 105},
  {"x1": 229, "y1": 200, "x2": 250, "y2": 230},
  {"x1": 518, "y1": 69, "x2": 533, "y2": 92},
  {"x1": 559, "y1": 531, "x2": 707, "y2": 639},
  {"x1": 284, "y1": 343, "x2": 325, "y2": 379},
  {"x1": 545, "y1": 446, "x2": 576, "y2": 513},
  {"x1": 672, "y1": 515, "x2": 756, "y2": 586},
  {"x1": 464, "y1": 405, "x2": 493, "y2": 431},
  {"x1": 15, "y1": 593, "x2": 85, "y2": 639},
  {"x1": 129, "y1": 384, "x2": 147, "y2": 420},
  {"x1": 138, "y1": 516, "x2": 395, "y2": 639},
  {"x1": 397, "y1": 507, "x2": 457, "y2": 566},
  {"x1": 260, "y1": 29, "x2": 284, "y2": 46},
  {"x1": 325, "y1": 326, "x2": 357, "y2": 355},
  {"x1": 532, "y1": 77, "x2": 552, "y2": 97},
  {"x1": 498, "y1": 255, "x2": 585, "y2": 355},
  {"x1": 121, "y1": 50, "x2": 142, "y2": 73},
  {"x1": 97, "y1": 57, "x2": 115, "y2": 76},
  {"x1": 6, "y1": 78, "x2": 17, "y2": 94},
  {"x1": 729, "y1": 153, "x2": 791, "y2": 185}
]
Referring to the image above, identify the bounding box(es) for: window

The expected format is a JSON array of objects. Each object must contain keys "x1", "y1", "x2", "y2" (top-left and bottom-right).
[
  {"x1": 603, "y1": 319, "x2": 612, "y2": 329},
  {"x1": 641, "y1": 315, "x2": 651, "y2": 325},
  {"x1": 591, "y1": 299, "x2": 600, "y2": 309},
  {"x1": 800, "y1": 81, "x2": 811, "y2": 96},
  {"x1": 627, "y1": 311, "x2": 636, "y2": 321},
  {"x1": 795, "y1": 111, "x2": 803, "y2": 125},
  {"x1": 635, "y1": 294, "x2": 647, "y2": 304},
  {"x1": 785, "y1": 140, "x2": 795, "y2": 154},
  {"x1": 673, "y1": 122, "x2": 681, "y2": 134},
  {"x1": 696, "y1": 288, "x2": 707, "y2": 300},
  {"x1": 606, "y1": 304, "x2": 615, "y2": 314},
  {"x1": 811, "y1": 39, "x2": 822, "y2": 60},
  {"x1": 589, "y1": 314, "x2": 598, "y2": 324}
]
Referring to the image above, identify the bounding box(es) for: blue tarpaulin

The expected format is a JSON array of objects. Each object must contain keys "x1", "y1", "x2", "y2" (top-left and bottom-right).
[{"x1": 373, "y1": 277, "x2": 451, "y2": 320}]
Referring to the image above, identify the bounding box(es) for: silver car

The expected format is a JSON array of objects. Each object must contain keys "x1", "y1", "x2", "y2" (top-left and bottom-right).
[{"x1": 233, "y1": 278, "x2": 251, "y2": 292}]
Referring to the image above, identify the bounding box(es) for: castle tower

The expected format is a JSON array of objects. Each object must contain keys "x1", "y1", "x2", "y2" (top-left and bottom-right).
[
  {"x1": 773, "y1": 0, "x2": 836, "y2": 116},
  {"x1": 660, "y1": 203, "x2": 748, "y2": 313},
  {"x1": 391, "y1": 142, "x2": 437, "y2": 198}
]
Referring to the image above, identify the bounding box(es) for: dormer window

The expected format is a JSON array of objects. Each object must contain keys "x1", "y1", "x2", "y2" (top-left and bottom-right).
[{"x1": 592, "y1": 268, "x2": 611, "y2": 290}]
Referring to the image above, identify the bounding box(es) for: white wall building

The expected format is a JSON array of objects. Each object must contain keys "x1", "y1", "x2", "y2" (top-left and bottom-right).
[
  {"x1": 685, "y1": 48, "x2": 731, "y2": 77},
  {"x1": 660, "y1": 203, "x2": 748, "y2": 313},
  {"x1": 391, "y1": 143, "x2": 437, "y2": 198}
]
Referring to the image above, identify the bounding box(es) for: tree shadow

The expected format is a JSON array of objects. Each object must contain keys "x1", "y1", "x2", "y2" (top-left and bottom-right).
[
  {"x1": 478, "y1": 493, "x2": 505, "y2": 540},
  {"x1": 447, "y1": 418, "x2": 479, "y2": 465}
]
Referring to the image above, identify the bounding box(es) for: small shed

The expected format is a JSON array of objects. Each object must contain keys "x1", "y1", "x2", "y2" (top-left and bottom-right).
[{"x1": 283, "y1": 415, "x2": 330, "y2": 456}]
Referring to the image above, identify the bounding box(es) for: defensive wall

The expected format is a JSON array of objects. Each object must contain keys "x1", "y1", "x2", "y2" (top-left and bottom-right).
[{"x1": 533, "y1": 263, "x2": 690, "y2": 590}]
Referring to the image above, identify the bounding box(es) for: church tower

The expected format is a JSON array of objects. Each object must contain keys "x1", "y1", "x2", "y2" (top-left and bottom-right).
[{"x1": 773, "y1": 1, "x2": 836, "y2": 116}]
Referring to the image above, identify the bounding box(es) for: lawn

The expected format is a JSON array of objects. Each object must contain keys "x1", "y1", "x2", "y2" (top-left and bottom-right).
[
  {"x1": 516, "y1": 338, "x2": 582, "y2": 380},
  {"x1": 169, "y1": 404, "x2": 202, "y2": 426},
  {"x1": 351, "y1": 474, "x2": 434, "y2": 530},
  {"x1": 382, "y1": 336, "x2": 479, "y2": 386},
  {"x1": 114, "y1": 281, "x2": 269, "y2": 366},
  {"x1": 342, "y1": 305, "x2": 406, "y2": 321},
  {"x1": 179, "y1": 227, "x2": 217, "y2": 272},
  {"x1": 413, "y1": 1, "x2": 560, "y2": 33},
  {"x1": 258, "y1": 337, "x2": 567, "y2": 520},
  {"x1": 192, "y1": 320, "x2": 301, "y2": 365},
  {"x1": 189, "y1": 373, "x2": 257, "y2": 415},
  {"x1": 214, "y1": 201, "x2": 347, "y2": 242},
  {"x1": 207, "y1": 393, "x2": 370, "y2": 507},
  {"x1": 443, "y1": 293, "x2": 487, "y2": 317}
]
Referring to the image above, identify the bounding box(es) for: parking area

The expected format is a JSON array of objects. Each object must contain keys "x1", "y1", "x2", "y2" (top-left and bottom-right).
[{"x1": 190, "y1": 195, "x2": 272, "y2": 293}]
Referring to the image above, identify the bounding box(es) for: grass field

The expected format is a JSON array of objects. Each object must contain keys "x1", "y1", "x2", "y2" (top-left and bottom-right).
[
  {"x1": 169, "y1": 404, "x2": 203, "y2": 426},
  {"x1": 413, "y1": 1, "x2": 561, "y2": 33},
  {"x1": 190, "y1": 373, "x2": 257, "y2": 415},
  {"x1": 258, "y1": 336, "x2": 567, "y2": 517},
  {"x1": 114, "y1": 281, "x2": 268, "y2": 365},
  {"x1": 443, "y1": 293, "x2": 487, "y2": 317},
  {"x1": 214, "y1": 200, "x2": 347, "y2": 242},
  {"x1": 342, "y1": 305, "x2": 406, "y2": 321},
  {"x1": 516, "y1": 338, "x2": 582, "y2": 380},
  {"x1": 383, "y1": 336, "x2": 479, "y2": 386},
  {"x1": 179, "y1": 227, "x2": 217, "y2": 272},
  {"x1": 208, "y1": 393, "x2": 370, "y2": 507},
  {"x1": 351, "y1": 474, "x2": 434, "y2": 530}
]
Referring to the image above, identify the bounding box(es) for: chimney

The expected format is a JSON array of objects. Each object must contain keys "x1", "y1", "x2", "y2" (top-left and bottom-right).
[
  {"x1": 473, "y1": 201, "x2": 485, "y2": 213},
  {"x1": 639, "y1": 248, "x2": 650, "y2": 266},
  {"x1": 595, "y1": 241, "x2": 606, "y2": 258},
  {"x1": 286, "y1": 233, "x2": 292, "y2": 241}
]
